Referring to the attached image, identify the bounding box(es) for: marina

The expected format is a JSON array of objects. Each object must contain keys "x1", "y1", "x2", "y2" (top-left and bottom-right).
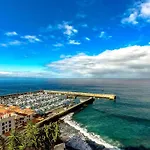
[
  {"x1": 0, "y1": 90, "x2": 116, "y2": 115},
  {"x1": 0, "y1": 90, "x2": 116, "y2": 135}
]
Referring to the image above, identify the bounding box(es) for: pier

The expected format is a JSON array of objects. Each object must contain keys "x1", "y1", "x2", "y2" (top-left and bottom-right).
[
  {"x1": 45, "y1": 90, "x2": 116, "y2": 100},
  {"x1": 36, "y1": 97, "x2": 95, "y2": 127},
  {"x1": 36, "y1": 91, "x2": 116, "y2": 127}
]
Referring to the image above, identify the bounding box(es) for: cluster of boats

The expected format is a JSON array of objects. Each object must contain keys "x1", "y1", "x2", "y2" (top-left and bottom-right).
[{"x1": 0, "y1": 92, "x2": 74, "y2": 114}]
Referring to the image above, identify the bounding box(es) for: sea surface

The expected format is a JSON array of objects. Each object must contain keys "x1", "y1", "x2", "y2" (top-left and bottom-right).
[{"x1": 0, "y1": 77, "x2": 150, "y2": 149}]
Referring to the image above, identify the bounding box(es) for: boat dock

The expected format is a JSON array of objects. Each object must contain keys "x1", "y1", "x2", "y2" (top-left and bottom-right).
[
  {"x1": 36, "y1": 90, "x2": 117, "y2": 127},
  {"x1": 36, "y1": 90, "x2": 116, "y2": 127},
  {"x1": 45, "y1": 90, "x2": 116, "y2": 100},
  {"x1": 36, "y1": 97, "x2": 95, "y2": 127}
]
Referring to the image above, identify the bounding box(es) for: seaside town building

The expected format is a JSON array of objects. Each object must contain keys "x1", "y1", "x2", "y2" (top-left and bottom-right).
[
  {"x1": 0, "y1": 108, "x2": 15, "y2": 135},
  {"x1": 0, "y1": 104, "x2": 35, "y2": 135}
]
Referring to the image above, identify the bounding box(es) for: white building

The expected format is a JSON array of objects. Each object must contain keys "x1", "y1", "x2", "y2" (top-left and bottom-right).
[
  {"x1": 0, "y1": 111, "x2": 15, "y2": 135},
  {"x1": 0, "y1": 105, "x2": 35, "y2": 135}
]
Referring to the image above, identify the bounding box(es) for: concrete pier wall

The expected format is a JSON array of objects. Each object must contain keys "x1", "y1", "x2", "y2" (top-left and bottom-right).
[{"x1": 45, "y1": 90, "x2": 116, "y2": 100}]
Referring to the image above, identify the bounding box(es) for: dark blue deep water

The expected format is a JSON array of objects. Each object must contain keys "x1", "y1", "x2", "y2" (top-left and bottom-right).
[{"x1": 0, "y1": 77, "x2": 150, "y2": 148}]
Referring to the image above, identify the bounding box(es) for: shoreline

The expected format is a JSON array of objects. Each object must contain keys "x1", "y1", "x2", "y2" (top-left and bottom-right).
[{"x1": 60, "y1": 113, "x2": 120, "y2": 150}]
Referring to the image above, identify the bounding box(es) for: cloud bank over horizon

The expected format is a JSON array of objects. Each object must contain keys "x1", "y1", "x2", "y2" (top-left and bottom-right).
[
  {"x1": 47, "y1": 45, "x2": 150, "y2": 78},
  {"x1": 1, "y1": 45, "x2": 150, "y2": 78}
]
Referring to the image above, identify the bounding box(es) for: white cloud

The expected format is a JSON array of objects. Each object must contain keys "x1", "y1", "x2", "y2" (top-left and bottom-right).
[
  {"x1": 85, "y1": 37, "x2": 90, "y2": 41},
  {"x1": 64, "y1": 25, "x2": 78, "y2": 37},
  {"x1": 140, "y1": 1, "x2": 150, "y2": 18},
  {"x1": 58, "y1": 22, "x2": 78, "y2": 38},
  {"x1": 1, "y1": 45, "x2": 150, "y2": 78},
  {"x1": 53, "y1": 43, "x2": 64, "y2": 47},
  {"x1": 69, "y1": 40, "x2": 81, "y2": 45},
  {"x1": 22, "y1": 35, "x2": 41, "y2": 43},
  {"x1": 48, "y1": 45, "x2": 150, "y2": 78},
  {"x1": 40, "y1": 22, "x2": 78, "y2": 40},
  {"x1": 99, "y1": 31, "x2": 112, "y2": 39},
  {"x1": 41, "y1": 22, "x2": 79, "y2": 44},
  {"x1": 5, "y1": 31, "x2": 18, "y2": 36},
  {"x1": 99, "y1": 31, "x2": 105, "y2": 38},
  {"x1": 122, "y1": 0, "x2": 150, "y2": 25},
  {"x1": 122, "y1": 11, "x2": 138, "y2": 25}
]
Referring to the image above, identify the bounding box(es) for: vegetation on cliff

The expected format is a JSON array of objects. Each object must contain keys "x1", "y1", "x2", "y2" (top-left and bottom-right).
[{"x1": 0, "y1": 121, "x2": 60, "y2": 150}]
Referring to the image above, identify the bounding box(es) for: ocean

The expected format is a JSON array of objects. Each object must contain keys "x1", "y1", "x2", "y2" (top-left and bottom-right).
[{"x1": 0, "y1": 77, "x2": 150, "y2": 149}]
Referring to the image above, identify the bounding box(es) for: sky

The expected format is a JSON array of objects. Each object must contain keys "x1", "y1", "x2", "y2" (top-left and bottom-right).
[{"x1": 0, "y1": 0, "x2": 150, "y2": 78}]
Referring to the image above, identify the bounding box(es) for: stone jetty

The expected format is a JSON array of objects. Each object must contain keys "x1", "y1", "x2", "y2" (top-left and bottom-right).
[{"x1": 45, "y1": 90, "x2": 116, "y2": 100}]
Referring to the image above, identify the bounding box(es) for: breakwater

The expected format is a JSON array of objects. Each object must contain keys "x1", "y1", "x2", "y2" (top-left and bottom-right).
[
  {"x1": 36, "y1": 97, "x2": 95, "y2": 127},
  {"x1": 45, "y1": 90, "x2": 116, "y2": 100}
]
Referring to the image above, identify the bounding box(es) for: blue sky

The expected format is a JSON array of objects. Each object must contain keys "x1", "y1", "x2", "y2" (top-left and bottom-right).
[{"x1": 0, "y1": 0, "x2": 150, "y2": 78}]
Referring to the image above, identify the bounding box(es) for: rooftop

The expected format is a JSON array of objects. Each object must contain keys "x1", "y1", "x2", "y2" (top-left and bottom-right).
[{"x1": 0, "y1": 105, "x2": 35, "y2": 120}]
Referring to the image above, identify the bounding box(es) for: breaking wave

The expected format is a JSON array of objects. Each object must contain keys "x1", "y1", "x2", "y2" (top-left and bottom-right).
[{"x1": 62, "y1": 113, "x2": 120, "y2": 150}]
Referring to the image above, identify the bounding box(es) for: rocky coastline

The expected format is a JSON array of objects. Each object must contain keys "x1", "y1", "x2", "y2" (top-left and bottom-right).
[{"x1": 56, "y1": 122, "x2": 111, "y2": 150}]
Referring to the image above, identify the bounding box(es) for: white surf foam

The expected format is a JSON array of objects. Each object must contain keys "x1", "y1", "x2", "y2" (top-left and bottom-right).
[{"x1": 62, "y1": 113, "x2": 120, "y2": 150}]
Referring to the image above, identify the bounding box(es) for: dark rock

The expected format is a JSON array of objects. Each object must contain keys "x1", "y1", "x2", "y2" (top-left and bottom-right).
[
  {"x1": 86, "y1": 139, "x2": 105, "y2": 150},
  {"x1": 65, "y1": 136, "x2": 92, "y2": 150}
]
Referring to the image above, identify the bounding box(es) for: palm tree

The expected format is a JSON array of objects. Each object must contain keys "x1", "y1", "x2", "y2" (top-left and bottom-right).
[
  {"x1": 7, "y1": 129, "x2": 20, "y2": 150},
  {"x1": 37, "y1": 122, "x2": 60, "y2": 150},
  {"x1": 45, "y1": 122, "x2": 60, "y2": 150},
  {"x1": 24, "y1": 121, "x2": 39, "y2": 149},
  {"x1": 18, "y1": 132, "x2": 27, "y2": 150},
  {"x1": 51, "y1": 122, "x2": 60, "y2": 143},
  {"x1": 6, "y1": 121, "x2": 60, "y2": 150},
  {"x1": 0, "y1": 135, "x2": 6, "y2": 150}
]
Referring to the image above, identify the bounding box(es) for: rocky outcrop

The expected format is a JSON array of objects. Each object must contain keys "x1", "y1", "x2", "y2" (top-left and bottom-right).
[
  {"x1": 60, "y1": 122, "x2": 108, "y2": 150},
  {"x1": 65, "y1": 136, "x2": 92, "y2": 150},
  {"x1": 86, "y1": 139, "x2": 105, "y2": 150}
]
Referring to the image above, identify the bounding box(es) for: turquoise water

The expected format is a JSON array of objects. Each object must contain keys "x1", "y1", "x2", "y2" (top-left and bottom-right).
[
  {"x1": 72, "y1": 79, "x2": 150, "y2": 149},
  {"x1": 73, "y1": 104, "x2": 150, "y2": 148},
  {"x1": 0, "y1": 78, "x2": 150, "y2": 148}
]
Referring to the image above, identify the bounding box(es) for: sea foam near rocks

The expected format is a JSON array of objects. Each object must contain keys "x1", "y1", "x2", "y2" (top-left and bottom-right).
[{"x1": 61, "y1": 113, "x2": 120, "y2": 150}]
